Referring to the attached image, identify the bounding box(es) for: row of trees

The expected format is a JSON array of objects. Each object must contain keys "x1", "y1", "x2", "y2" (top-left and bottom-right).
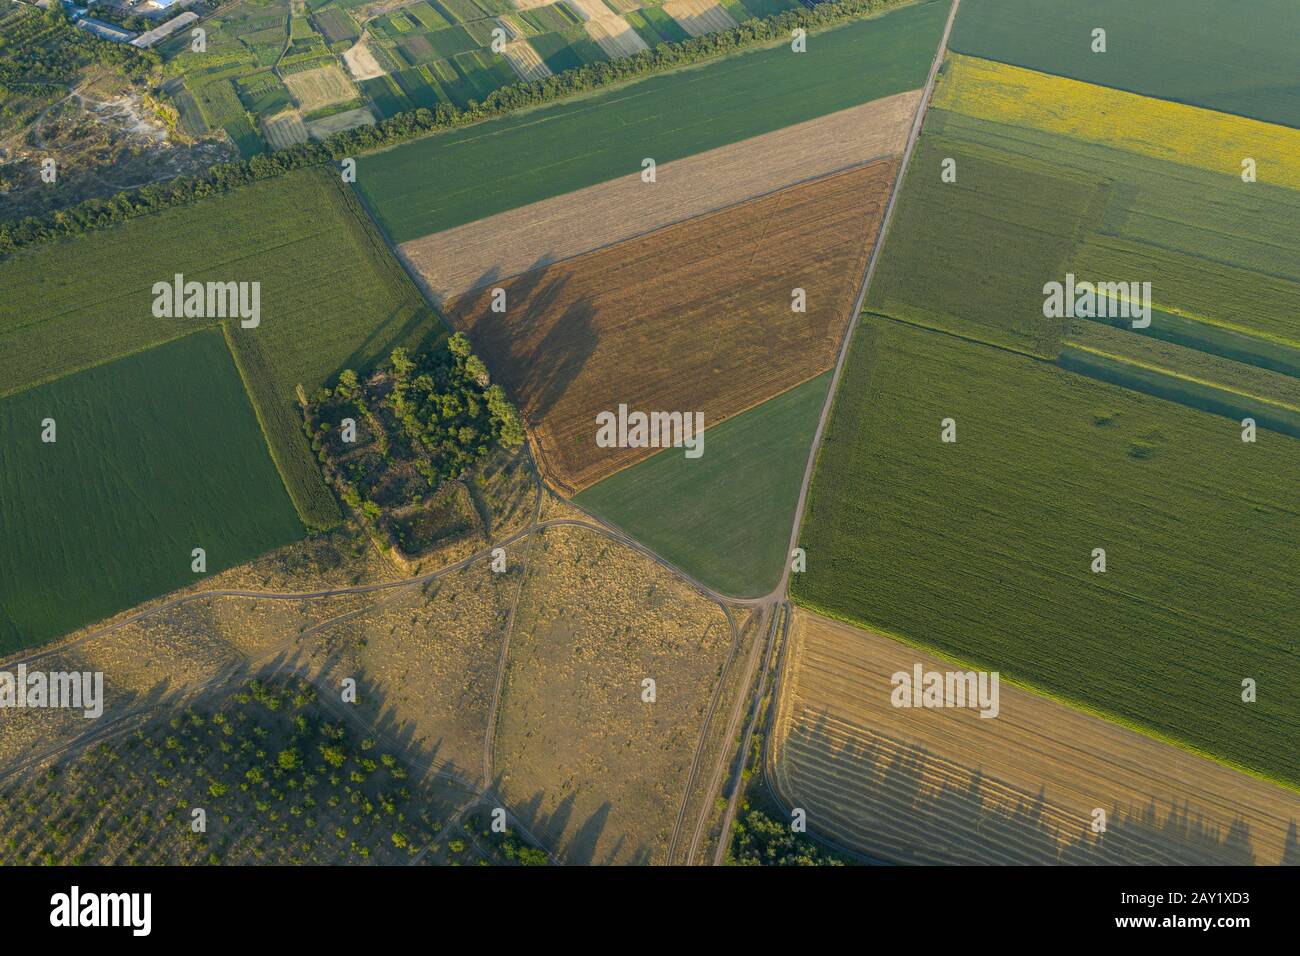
[{"x1": 0, "y1": 0, "x2": 909, "y2": 255}]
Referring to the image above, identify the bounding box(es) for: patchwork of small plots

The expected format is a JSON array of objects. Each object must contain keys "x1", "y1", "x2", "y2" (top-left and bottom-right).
[
  {"x1": 158, "y1": 0, "x2": 807, "y2": 159},
  {"x1": 793, "y1": 0, "x2": 1300, "y2": 792}
]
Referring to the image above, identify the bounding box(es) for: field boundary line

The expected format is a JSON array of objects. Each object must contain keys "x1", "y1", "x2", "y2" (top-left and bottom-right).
[
  {"x1": 426, "y1": 149, "x2": 909, "y2": 306},
  {"x1": 775, "y1": 0, "x2": 961, "y2": 607}
]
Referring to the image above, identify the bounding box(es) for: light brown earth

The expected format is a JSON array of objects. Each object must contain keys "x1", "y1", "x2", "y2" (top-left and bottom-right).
[
  {"x1": 772, "y1": 609, "x2": 1300, "y2": 865},
  {"x1": 262, "y1": 109, "x2": 309, "y2": 149},
  {"x1": 399, "y1": 92, "x2": 919, "y2": 304},
  {"x1": 662, "y1": 0, "x2": 737, "y2": 36},
  {"x1": 493, "y1": 523, "x2": 735, "y2": 864},
  {"x1": 284, "y1": 64, "x2": 359, "y2": 112},
  {"x1": 342, "y1": 41, "x2": 385, "y2": 81},
  {"x1": 445, "y1": 160, "x2": 898, "y2": 493},
  {"x1": 304, "y1": 555, "x2": 520, "y2": 786}
]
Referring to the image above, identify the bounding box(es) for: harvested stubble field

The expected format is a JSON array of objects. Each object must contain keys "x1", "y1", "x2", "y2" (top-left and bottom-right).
[
  {"x1": 772, "y1": 611, "x2": 1300, "y2": 865},
  {"x1": 448, "y1": 161, "x2": 896, "y2": 492},
  {"x1": 583, "y1": 13, "x2": 650, "y2": 59},
  {"x1": 493, "y1": 524, "x2": 734, "y2": 864},
  {"x1": 356, "y1": 1, "x2": 948, "y2": 240},
  {"x1": 283, "y1": 63, "x2": 360, "y2": 111},
  {"x1": 399, "y1": 91, "x2": 919, "y2": 302},
  {"x1": 792, "y1": 318, "x2": 1300, "y2": 789},
  {"x1": 305, "y1": 105, "x2": 377, "y2": 139},
  {"x1": 0, "y1": 168, "x2": 439, "y2": 532},
  {"x1": 501, "y1": 39, "x2": 553, "y2": 81},
  {"x1": 949, "y1": 0, "x2": 1300, "y2": 130},
  {"x1": 261, "y1": 109, "x2": 309, "y2": 148},
  {"x1": 661, "y1": 0, "x2": 738, "y2": 37}
]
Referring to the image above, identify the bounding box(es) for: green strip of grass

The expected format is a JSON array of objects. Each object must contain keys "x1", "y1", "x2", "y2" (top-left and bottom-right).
[{"x1": 577, "y1": 372, "x2": 831, "y2": 599}]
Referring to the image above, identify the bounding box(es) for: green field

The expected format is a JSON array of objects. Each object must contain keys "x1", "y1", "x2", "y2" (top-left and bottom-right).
[
  {"x1": 792, "y1": 318, "x2": 1300, "y2": 787},
  {"x1": 0, "y1": 330, "x2": 304, "y2": 652},
  {"x1": 865, "y1": 126, "x2": 1104, "y2": 357},
  {"x1": 950, "y1": 0, "x2": 1300, "y2": 129},
  {"x1": 0, "y1": 168, "x2": 440, "y2": 530},
  {"x1": 577, "y1": 373, "x2": 831, "y2": 598},
  {"x1": 870, "y1": 103, "x2": 1300, "y2": 370},
  {"x1": 357, "y1": 0, "x2": 949, "y2": 241}
]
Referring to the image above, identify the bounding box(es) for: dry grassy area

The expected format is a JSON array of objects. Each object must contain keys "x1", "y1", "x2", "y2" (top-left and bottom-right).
[
  {"x1": 493, "y1": 524, "x2": 735, "y2": 864},
  {"x1": 448, "y1": 161, "x2": 897, "y2": 492},
  {"x1": 303, "y1": 556, "x2": 522, "y2": 786},
  {"x1": 284, "y1": 64, "x2": 359, "y2": 112},
  {"x1": 772, "y1": 610, "x2": 1300, "y2": 865},
  {"x1": 400, "y1": 93, "x2": 917, "y2": 303}
]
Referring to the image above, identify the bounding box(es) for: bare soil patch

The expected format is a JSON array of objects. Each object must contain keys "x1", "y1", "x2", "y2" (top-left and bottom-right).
[{"x1": 445, "y1": 160, "x2": 897, "y2": 493}]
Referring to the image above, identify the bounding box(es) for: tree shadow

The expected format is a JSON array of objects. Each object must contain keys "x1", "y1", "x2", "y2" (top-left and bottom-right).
[{"x1": 784, "y1": 712, "x2": 1294, "y2": 866}]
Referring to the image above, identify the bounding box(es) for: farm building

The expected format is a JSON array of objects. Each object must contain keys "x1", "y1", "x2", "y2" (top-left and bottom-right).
[
  {"x1": 74, "y1": 16, "x2": 136, "y2": 42},
  {"x1": 131, "y1": 10, "x2": 196, "y2": 46}
]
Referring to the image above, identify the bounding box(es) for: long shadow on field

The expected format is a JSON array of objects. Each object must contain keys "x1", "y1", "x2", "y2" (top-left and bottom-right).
[
  {"x1": 499, "y1": 778, "x2": 641, "y2": 864},
  {"x1": 786, "y1": 714, "x2": 1293, "y2": 866},
  {"x1": 330, "y1": 301, "x2": 445, "y2": 387},
  {"x1": 459, "y1": 261, "x2": 598, "y2": 426}
]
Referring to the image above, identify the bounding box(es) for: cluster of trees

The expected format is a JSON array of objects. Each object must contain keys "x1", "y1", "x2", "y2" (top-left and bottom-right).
[
  {"x1": 0, "y1": 678, "x2": 442, "y2": 865},
  {"x1": 310, "y1": 333, "x2": 525, "y2": 525},
  {"x1": 467, "y1": 815, "x2": 549, "y2": 866},
  {"x1": 1, "y1": 0, "x2": 907, "y2": 255},
  {"x1": 0, "y1": 6, "x2": 158, "y2": 98},
  {"x1": 730, "y1": 808, "x2": 849, "y2": 866},
  {"x1": 383, "y1": 333, "x2": 525, "y2": 485}
]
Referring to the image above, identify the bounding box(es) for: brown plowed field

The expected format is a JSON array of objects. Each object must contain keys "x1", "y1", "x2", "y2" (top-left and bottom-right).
[
  {"x1": 772, "y1": 610, "x2": 1300, "y2": 865},
  {"x1": 399, "y1": 92, "x2": 918, "y2": 304},
  {"x1": 446, "y1": 160, "x2": 897, "y2": 493}
]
